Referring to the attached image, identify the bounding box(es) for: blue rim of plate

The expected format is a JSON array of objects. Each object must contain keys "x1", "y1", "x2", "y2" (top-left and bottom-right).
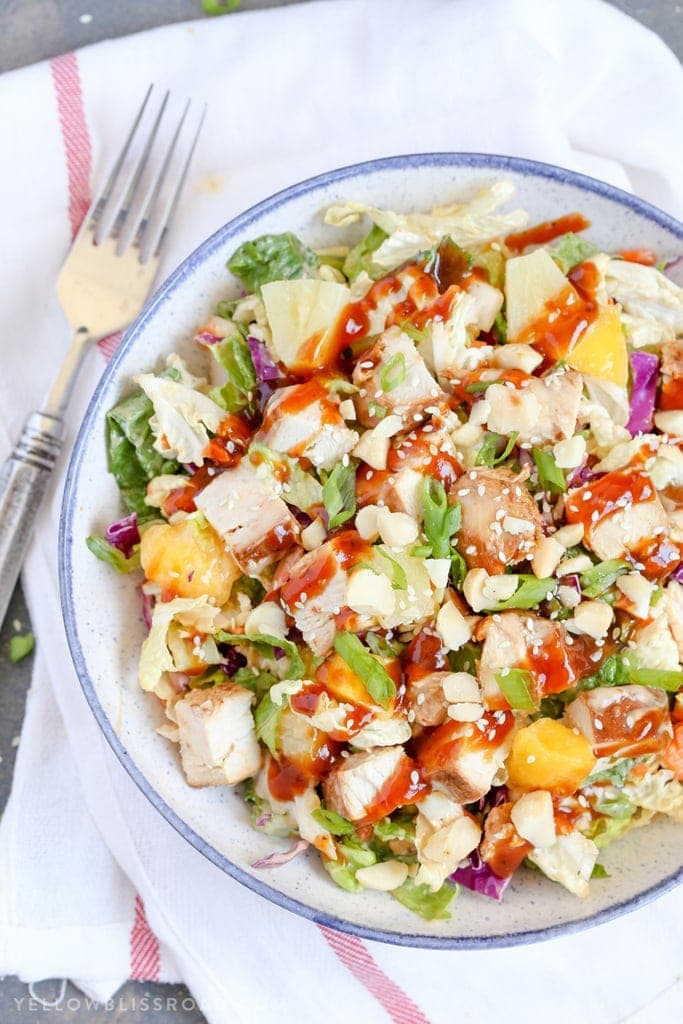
[{"x1": 59, "y1": 152, "x2": 683, "y2": 949}]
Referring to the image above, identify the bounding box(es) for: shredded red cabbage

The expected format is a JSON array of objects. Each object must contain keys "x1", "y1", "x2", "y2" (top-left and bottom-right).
[
  {"x1": 140, "y1": 589, "x2": 155, "y2": 630},
  {"x1": 105, "y1": 512, "x2": 140, "y2": 557},
  {"x1": 673, "y1": 563, "x2": 683, "y2": 583},
  {"x1": 220, "y1": 648, "x2": 248, "y2": 676},
  {"x1": 626, "y1": 351, "x2": 659, "y2": 436},
  {"x1": 451, "y1": 848, "x2": 511, "y2": 901},
  {"x1": 252, "y1": 839, "x2": 309, "y2": 868},
  {"x1": 567, "y1": 462, "x2": 602, "y2": 488},
  {"x1": 247, "y1": 336, "x2": 280, "y2": 382}
]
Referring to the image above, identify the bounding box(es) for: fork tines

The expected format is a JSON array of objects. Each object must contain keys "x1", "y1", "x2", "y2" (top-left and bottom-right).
[{"x1": 89, "y1": 85, "x2": 206, "y2": 264}]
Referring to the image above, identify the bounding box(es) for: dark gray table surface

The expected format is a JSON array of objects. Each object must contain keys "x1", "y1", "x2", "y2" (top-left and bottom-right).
[{"x1": 0, "y1": 0, "x2": 680, "y2": 1021}]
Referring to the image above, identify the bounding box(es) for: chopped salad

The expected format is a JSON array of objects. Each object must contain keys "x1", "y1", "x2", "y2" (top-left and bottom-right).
[{"x1": 89, "y1": 182, "x2": 683, "y2": 919}]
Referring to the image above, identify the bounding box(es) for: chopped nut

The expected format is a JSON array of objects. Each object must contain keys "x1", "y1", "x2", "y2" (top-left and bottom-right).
[
  {"x1": 436, "y1": 601, "x2": 472, "y2": 650},
  {"x1": 300, "y1": 518, "x2": 327, "y2": 551},
  {"x1": 531, "y1": 536, "x2": 565, "y2": 579},
  {"x1": 571, "y1": 600, "x2": 614, "y2": 639}
]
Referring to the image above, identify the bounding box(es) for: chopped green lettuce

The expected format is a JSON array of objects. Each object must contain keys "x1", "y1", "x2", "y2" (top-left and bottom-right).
[
  {"x1": 580, "y1": 559, "x2": 630, "y2": 598},
  {"x1": 333, "y1": 633, "x2": 396, "y2": 708},
  {"x1": 343, "y1": 224, "x2": 388, "y2": 281},
  {"x1": 312, "y1": 808, "x2": 355, "y2": 836},
  {"x1": 391, "y1": 877, "x2": 457, "y2": 921},
  {"x1": 250, "y1": 443, "x2": 323, "y2": 513},
  {"x1": 207, "y1": 333, "x2": 257, "y2": 414},
  {"x1": 228, "y1": 233, "x2": 319, "y2": 292},
  {"x1": 532, "y1": 447, "x2": 566, "y2": 494},
  {"x1": 216, "y1": 631, "x2": 305, "y2": 679},
  {"x1": 491, "y1": 575, "x2": 556, "y2": 611},
  {"x1": 9, "y1": 632, "x2": 34, "y2": 663},
  {"x1": 106, "y1": 388, "x2": 178, "y2": 518},
  {"x1": 477, "y1": 431, "x2": 519, "y2": 468},
  {"x1": 86, "y1": 535, "x2": 140, "y2": 574},
  {"x1": 550, "y1": 233, "x2": 600, "y2": 273},
  {"x1": 254, "y1": 692, "x2": 282, "y2": 757}
]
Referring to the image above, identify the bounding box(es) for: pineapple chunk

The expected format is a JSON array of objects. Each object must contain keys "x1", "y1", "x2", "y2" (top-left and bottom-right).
[
  {"x1": 261, "y1": 279, "x2": 350, "y2": 371},
  {"x1": 140, "y1": 516, "x2": 239, "y2": 604},
  {"x1": 566, "y1": 304, "x2": 627, "y2": 386},
  {"x1": 507, "y1": 719, "x2": 595, "y2": 796},
  {"x1": 505, "y1": 248, "x2": 571, "y2": 341}
]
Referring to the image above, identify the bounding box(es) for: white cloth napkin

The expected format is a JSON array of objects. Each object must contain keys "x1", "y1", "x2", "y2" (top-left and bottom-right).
[{"x1": 0, "y1": 1, "x2": 682, "y2": 1020}]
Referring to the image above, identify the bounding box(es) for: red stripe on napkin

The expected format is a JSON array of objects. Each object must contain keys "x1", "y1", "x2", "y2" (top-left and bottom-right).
[
  {"x1": 50, "y1": 53, "x2": 92, "y2": 238},
  {"x1": 50, "y1": 52, "x2": 121, "y2": 361},
  {"x1": 319, "y1": 926, "x2": 431, "y2": 1024},
  {"x1": 130, "y1": 895, "x2": 161, "y2": 982}
]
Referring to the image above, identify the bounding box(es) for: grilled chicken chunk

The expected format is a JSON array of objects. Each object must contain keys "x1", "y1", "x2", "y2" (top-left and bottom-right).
[
  {"x1": 353, "y1": 327, "x2": 445, "y2": 428},
  {"x1": 564, "y1": 685, "x2": 672, "y2": 759},
  {"x1": 450, "y1": 467, "x2": 543, "y2": 574},
  {"x1": 195, "y1": 460, "x2": 300, "y2": 576},
  {"x1": 258, "y1": 380, "x2": 358, "y2": 471},
  {"x1": 406, "y1": 671, "x2": 451, "y2": 728},
  {"x1": 477, "y1": 611, "x2": 580, "y2": 709},
  {"x1": 175, "y1": 684, "x2": 262, "y2": 787},
  {"x1": 565, "y1": 470, "x2": 674, "y2": 572},
  {"x1": 356, "y1": 422, "x2": 461, "y2": 517},
  {"x1": 415, "y1": 711, "x2": 515, "y2": 803},
  {"x1": 278, "y1": 535, "x2": 367, "y2": 657},
  {"x1": 323, "y1": 746, "x2": 420, "y2": 823}
]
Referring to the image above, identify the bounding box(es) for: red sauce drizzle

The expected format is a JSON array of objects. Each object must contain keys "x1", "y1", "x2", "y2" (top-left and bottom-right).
[
  {"x1": 618, "y1": 249, "x2": 658, "y2": 266},
  {"x1": 267, "y1": 736, "x2": 340, "y2": 802},
  {"x1": 402, "y1": 629, "x2": 449, "y2": 684},
  {"x1": 505, "y1": 213, "x2": 591, "y2": 252},
  {"x1": 480, "y1": 802, "x2": 533, "y2": 877},
  {"x1": 356, "y1": 756, "x2": 428, "y2": 826},
  {"x1": 417, "y1": 711, "x2": 515, "y2": 776},
  {"x1": 297, "y1": 266, "x2": 437, "y2": 371},
  {"x1": 660, "y1": 377, "x2": 683, "y2": 411},
  {"x1": 565, "y1": 469, "x2": 656, "y2": 532}
]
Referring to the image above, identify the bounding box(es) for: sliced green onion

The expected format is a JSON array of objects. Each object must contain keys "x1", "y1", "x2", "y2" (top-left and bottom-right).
[
  {"x1": 495, "y1": 667, "x2": 536, "y2": 710},
  {"x1": 379, "y1": 352, "x2": 408, "y2": 392}
]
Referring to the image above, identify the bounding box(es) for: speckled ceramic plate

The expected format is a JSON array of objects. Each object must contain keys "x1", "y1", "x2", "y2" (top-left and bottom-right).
[{"x1": 59, "y1": 154, "x2": 683, "y2": 947}]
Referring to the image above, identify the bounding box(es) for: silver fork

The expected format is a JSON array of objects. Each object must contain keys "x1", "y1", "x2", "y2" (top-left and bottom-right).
[{"x1": 0, "y1": 87, "x2": 206, "y2": 626}]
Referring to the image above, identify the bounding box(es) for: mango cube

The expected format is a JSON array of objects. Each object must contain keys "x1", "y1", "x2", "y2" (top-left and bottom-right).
[
  {"x1": 507, "y1": 718, "x2": 596, "y2": 795},
  {"x1": 140, "y1": 516, "x2": 239, "y2": 604},
  {"x1": 566, "y1": 304, "x2": 627, "y2": 387}
]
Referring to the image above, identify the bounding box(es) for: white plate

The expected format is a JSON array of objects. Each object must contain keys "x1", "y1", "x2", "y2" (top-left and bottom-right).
[{"x1": 60, "y1": 154, "x2": 683, "y2": 948}]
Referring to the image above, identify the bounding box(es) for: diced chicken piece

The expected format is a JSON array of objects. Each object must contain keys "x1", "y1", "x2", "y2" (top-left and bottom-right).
[
  {"x1": 564, "y1": 685, "x2": 672, "y2": 759},
  {"x1": 450, "y1": 467, "x2": 543, "y2": 574},
  {"x1": 565, "y1": 471, "x2": 675, "y2": 573},
  {"x1": 407, "y1": 671, "x2": 450, "y2": 728},
  {"x1": 415, "y1": 711, "x2": 515, "y2": 803},
  {"x1": 356, "y1": 422, "x2": 461, "y2": 517},
  {"x1": 175, "y1": 684, "x2": 262, "y2": 787},
  {"x1": 661, "y1": 338, "x2": 683, "y2": 381},
  {"x1": 486, "y1": 370, "x2": 583, "y2": 445},
  {"x1": 278, "y1": 536, "x2": 358, "y2": 657},
  {"x1": 258, "y1": 380, "x2": 358, "y2": 471},
  {"x1": 415, "y1": 792, "x2": 481, "y2": 891},
  {"x1": 353, "y1": 326, "x2": 445, "y2": 428},
  {"x1": 480, "y1": 802, "x2": 533, "y2": 877},
  {"x1": 322, "y1": 746, "x2": 421, "y2": 823},
  {"x1": 666, "y1": 581, "x2": 683, "y2": 661},
  {"x1": 523, "y1": 370, "x2": 584, "y2": 444},
  {"x1": 477, "y1": 612, "x2": 580, "y2": 709},
  {"x1": 527, "y1": 831, "x2": 599, "y2": 898},
  {"x1": 195, "y1": 461, "x2": 299, "y2": 576},
  {"x1": 351, "y1": 714, "x2": 412, "y2": 749}
]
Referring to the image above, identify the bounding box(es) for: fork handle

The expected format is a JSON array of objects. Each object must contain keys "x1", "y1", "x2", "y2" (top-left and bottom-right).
[{"x1": 0, "y1": 412, "x2": 64, "y2": 626}]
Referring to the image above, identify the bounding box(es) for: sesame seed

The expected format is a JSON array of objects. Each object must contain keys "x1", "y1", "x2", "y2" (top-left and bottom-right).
[
  {"x1": 416, "y1": 693, "x2": 426, "y2": 705},
  {"x1": 526, "y1": 755, "x2": 536, "y2": 764},
  {"x1": 410, "y1": 770, "x2": 420, "y2": 785}
]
